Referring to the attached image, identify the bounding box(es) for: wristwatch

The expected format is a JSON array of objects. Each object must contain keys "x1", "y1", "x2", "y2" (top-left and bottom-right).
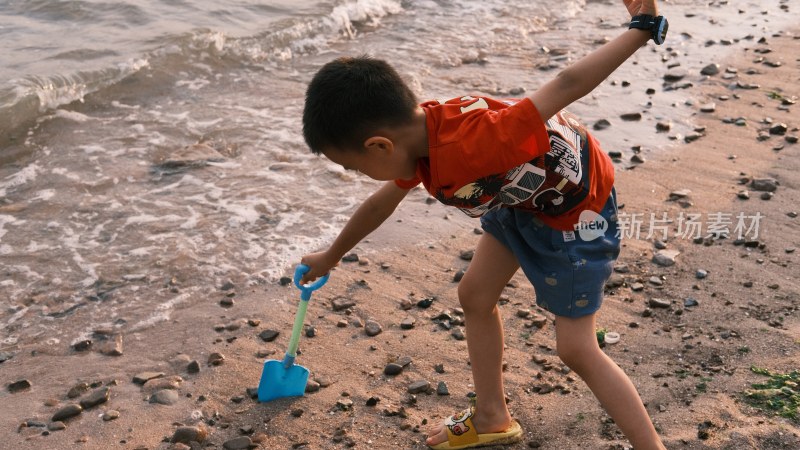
[{"x1": 628, "y1": 14, "x2": 668, "y2": 45}]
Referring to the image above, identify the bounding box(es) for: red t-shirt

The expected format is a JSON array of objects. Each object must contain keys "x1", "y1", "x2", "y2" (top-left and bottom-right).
[{"x1": 395, "y1": 96, "x2": 614, "y2": 231}]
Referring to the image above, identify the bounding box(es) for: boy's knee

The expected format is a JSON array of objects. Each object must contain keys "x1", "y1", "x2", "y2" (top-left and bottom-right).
[
  {"x1": 456, "y1": 277, "x2": 494, "y2": 314},
  {"x1": 556, "y1": 341, "x2": 597, "y2": 373}
]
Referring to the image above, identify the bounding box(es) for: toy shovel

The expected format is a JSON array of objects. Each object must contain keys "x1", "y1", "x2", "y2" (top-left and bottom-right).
[{"x1": 258, "y1": 264, "x2": 329, "y2": 402}]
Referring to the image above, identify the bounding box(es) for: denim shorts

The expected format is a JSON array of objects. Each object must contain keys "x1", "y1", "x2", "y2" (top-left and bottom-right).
[{"x1": 480, "y1": 189, "x2": 620, "y2": 318}]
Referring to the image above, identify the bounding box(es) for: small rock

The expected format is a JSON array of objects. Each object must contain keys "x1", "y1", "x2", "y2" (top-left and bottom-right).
[
  {"x1": 684, "y1": 298, "x2": 699, "y2": 307},
  {"x1": 649, "y1": 298, "x2": 671, "y2": 308},
  {"x1": 700, "y1": 63, "x2": 721, "y2": 76},
  {"x1": 305, "y1": 379, "x2": 321, "y2": 393},
  {"x1": 451, "y1": 328, "x2": 466, "y2": 341},
  {"x1": 341, "y1": 253, "x2": 359, "y2": 262},
  {"x1": 769, "y1": 123, "x2": 788, "y2": 135},
  {"x1": 652, "y1": 250, "x2": 680, "y2": 267},
  {"x1": 407, "y1": 380, "x2": 431, "y2": 394},
  {"x1": 364, "y1": 320, "x2": 383, "y2": 337},
  {"x1": 79, "y1": 387, "x2": 110, "y2": 409},
  {"x1": 700, "y1": 103, "x2": 716, "y2": 113},
  {"x1": 436, "y1": 381, "x2": 450, "y2": 396},
  {"x1": 620, "y1": 112, "x2": 642, "y2": 121},
  {"x1": 366, "y1": 396, "x2": 380, "y2": 407},
  {"x1": 223, "y1": 436, "x2": 253, "y2": 450},
  {"x1": 52, "y1": 404, "x2": 83, "y2": 422},
  {"x1": 187, "y1": 360, "x2": 201, "y2": 374},
  {"x1": 669, "y1": 189, "x2": 691, "y2": 200},
  {"x1": 453, "y1": 270, "x2": 465, "y2": 282},
  {"x1": 459, "y1": 250, "x2": 474, "y2": 261},
  {"x1": 737, "y1": 190, "x2": 750, "y2": 200},
  {"x1": 400, "y1": 317, "x2": 416, "y2": 330},
  {"x1": 750, "y1": 178, "x2": 778, "y2": 192},
  {"x1": 172, "y1": 426, "x2": 208, "y2": 444},
  {"x1": 8, "y1": 379, "x2": 32, "y2": 393},
  {"x1": 696, "y1": 269, "x2": 708, "y2": 279},
  {"x1": 208, "y1": 353, "x2": 225, "y2": 366},
  {"x1": 72, "y1": 340, "x2": 92, "y2": 352},
  {"x1": 47, "y1": 421, "x2": 66, "y2": 431},
  {"x1": 593, "y1": 119, "x2": 612, "y2": 130},
  {"x1": 132, "y1": 372, "x2": 164, "y2": 385},
  {"x1": 149, "y1": 389, "x2": 179, "y2": 405},
  {"x1": 331, "y1": 297, "x2": 356, "y2": 311},
  {"x1": 97, "y1": 334, "x2": 124, "y2": 356},
  {"x1": 656, "y1": 121, "x2": 672, "y2": 132},
  {"x1": 258, "y1": 330, "x2": 280, "y2": 342},
  {"x1": 384, "y1": 363, "x2": 404, "y2": 376},
  {"x1": 219, "y1": 298, "x2": 234, "y2": 308},
  {"x1": 102, "y1": 410, "x2": 120, "y2": 421},
  {"x1": 336, "y1": 398, "x2": 354, "y2": 411}
]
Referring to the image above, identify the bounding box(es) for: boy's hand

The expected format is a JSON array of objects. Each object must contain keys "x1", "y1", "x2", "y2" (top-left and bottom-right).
[
  {"x1": 300, "y1": 251, "x2": 338, "y2": 284},
  {"x1": 623, "y1": 0, "x2": 657, "y2": 17}
]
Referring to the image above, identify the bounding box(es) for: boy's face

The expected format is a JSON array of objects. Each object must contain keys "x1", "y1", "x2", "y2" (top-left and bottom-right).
[{"x1": 324, "y1": 145, "x2": 417, "y2": 181}]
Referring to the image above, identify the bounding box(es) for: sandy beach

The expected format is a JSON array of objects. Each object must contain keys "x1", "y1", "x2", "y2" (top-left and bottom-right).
[{"x1": 3, "y1": 19, "x2": 799, "y2": 450}]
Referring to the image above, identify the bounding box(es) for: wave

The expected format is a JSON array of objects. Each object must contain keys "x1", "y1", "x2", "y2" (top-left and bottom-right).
[{"x1": 0, "y1": 0, "x2": 405, "y2": 152}]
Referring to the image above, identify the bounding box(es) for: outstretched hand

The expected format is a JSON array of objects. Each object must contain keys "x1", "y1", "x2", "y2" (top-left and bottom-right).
[
  {"x1": 623, "y1": 0, "x2": 658, "y2": 17},
  {"x1": 299, "y1": 251, "x2": 337, "y2": 284}
]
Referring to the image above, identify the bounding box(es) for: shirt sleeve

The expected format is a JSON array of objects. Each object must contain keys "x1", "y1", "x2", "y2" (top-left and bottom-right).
[
  {"x1": 460, "y1": 98, "x2": 551, "y2": 176},
  {"x1": 394, "y1": 177, "x2": 420, "y2": 189}
]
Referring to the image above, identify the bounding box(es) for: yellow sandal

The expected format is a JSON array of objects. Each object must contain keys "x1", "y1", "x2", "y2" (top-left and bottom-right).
[{"x1": 429, "y1": 404, "x2": 523, "y2": 449}]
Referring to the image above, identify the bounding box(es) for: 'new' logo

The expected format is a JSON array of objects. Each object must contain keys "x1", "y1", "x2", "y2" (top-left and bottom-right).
[{"x1": 574, "y1": 210, "x2": 608, "y2": 241}]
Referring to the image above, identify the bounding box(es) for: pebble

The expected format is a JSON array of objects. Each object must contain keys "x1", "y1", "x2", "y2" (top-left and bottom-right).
[
  {"x1": 620, "y1": 112, "x2": 642, "y2": 121},
  {"x1": 699, "y1": 103, "x2": 716, "y2": 113},
  {"x1": 760, "y1": 192, "x2": 774, "y2": 200},
  {"x1": 631, "y1": 154, "x2": 646, "y2": 164},
  {"x1": 436, "y1": 381, "x2": 450, "y2": 396},
  {"x1": 700, "y1": 63, "x2": 721, "y2": 76},
  {"x1": 750, "y1": 178, "x2": 778, "y2": 192},
  {"x1": 102, "y1": 410, "x2": 120, "y2": 421},
  {"x1": 336, "y1": 398, "x2": 353, "y2": 410},
  {"x1": 384, "y1": 363, "x2": 404, "y2": 376},
  {"x1": 208, "y1": 353, "x2": 225, "y2": 366},
  {"x1": 172, "y1": 426, "x2": 208, "y2": 444},
  {"x1": 331, "y1": 297, "x2": 356, "y2": 311},
  {"x1": 132, "y1": 372, "x2": 164, "y2": 385},
  {"x1": 305, "y1": 380, "x2": 321, "y2": 393},
  {"x1": 460, "y1": 250, "x2": 474, "y2": 261},
  {"x1": 187, "y1": 360, "x2": 201, "y2": 374},
  {"x1": 149, "y1": 389, "x2": 179, "y2": 405},
  {"x1": 8, "y1": 379, "x2": 31, "y2": 393},
  {"x1": 400, "y1": 317, "x2": 416, "y2": 329},
  {"x1": 52, "y1": 404, "x2": 83, "y2": 422},
  {"x1": 258, "y1": 329, "x2": 280, "y2": 342},
  {"x1": 769, "y1": 123, "x2": 788, "y2": 135},
  {"x1": 219, "y1": 298, "x2": 234, "y2": 308},
  {"x1": 696, "y1": 269, "x2": 708, "y2": 279},
  {"x1": 341, "y1": 253, "x2": 359, "y2": 262},
  {"x1": 737, "y1": 190, "x2": 750, "y2": 200},
  {"x1": 223, "y1": 437, "x2": 253, "y2": 450},
  {"x1": 407, "y1": 380, "x2": 431, "y2": 394},
  {"x1": 79, "y1": 387, "x2": 110, "y2": 409},
  {"x1": 649, "y1": 298, "x2": 671, "y2": 309},
  {"x1": 453, "y1": 269, "x2": 465, "y2": 282},
  {"x1": 656, "y1": 121, "x2": 672, "y2": 132},
  {"x1": 451, "y1": 328, "x2": 466, "y2": 341},
  {"x1": 649, "y1": 276, "x2": 664, "y2": 286},
  {"x1": 48, "y1": 421, "x2": 66, "y2": 431},
  {"x1": 594, "y1": 119, "x2": 612, "y2": 130},
  {"x1": 652, "y1": 249, "x2": 680, "y2": 267},
  {"x1": 364, "y1": 320, "x2": 383, "y2": 337},
  {"x1": 684, "y1": 298, "x2": 700, "y2": 307}
]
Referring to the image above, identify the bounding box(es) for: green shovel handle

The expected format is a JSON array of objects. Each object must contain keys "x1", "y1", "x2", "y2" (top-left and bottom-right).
[{"x1": 284, "y1": 265, "x2": 329, "y2": 366}]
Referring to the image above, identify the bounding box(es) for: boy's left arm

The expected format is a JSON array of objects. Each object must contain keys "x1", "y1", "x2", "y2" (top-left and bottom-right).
[{"x1": 528, "y1": 0, "x2": 659, "y2": 122}]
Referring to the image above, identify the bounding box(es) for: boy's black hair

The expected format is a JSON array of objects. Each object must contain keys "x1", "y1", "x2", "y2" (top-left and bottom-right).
[{"x1": 302, "y1": 55, "x2": 418, "y2": 154}]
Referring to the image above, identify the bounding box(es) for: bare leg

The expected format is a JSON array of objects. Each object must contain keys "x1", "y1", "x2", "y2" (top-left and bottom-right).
[
  {"x1": 426, "y1": 233, "x2": 520, "y2": 447},
  {"x1": 555, "y1": 314, "x2": 666, "y2": 450}
]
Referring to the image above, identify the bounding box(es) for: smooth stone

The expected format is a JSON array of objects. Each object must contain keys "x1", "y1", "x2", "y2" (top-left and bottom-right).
[
  {"x1": 364, "y1": 320, "x2": 383, "y2": 337},
  {"x1": 620, "y1": 112, "x2": 642, "y2": 121},
  {"x1": 700, "y1": 63, "x2": 720, "y2": 75},
  {"x1": 149, "y1": 389, "x2": 179, "y2": 405},
  {"x1": 8, "y1": 379, "x2": 32, "y2": 393},
  {"x1": 223, "y1": 436, "x2": 253, "y2": 450},
  {"x1": 384, "y1": 363, "x2": 403, "y2": 376},
  {"x1": 400, "y1": 317, "x2": 416, "y2": 330},
  {"x1": 649, "y1": 298, "x2": 671, "y2": 308},
  {"x1": 593, "y1": 119, "x2": 612, "y2": 130},
  {"x1": 102, "y1": 410, "x2": 120, "y2": 421},
  {"x1": 171, "y1": 426, "x2": 208, "y2": 444},
  {"x1": 696, "y1": 269, "x2": 708, "y2": 279},
  {"x1": 52, "y1": 404, "x2": 83, "y2": 422},
  {"x1": 331, "y1": 297, "x2": 356, "y2": 311},
  {"x1": 750, "y1": 178, "x2": 778, "y2": 192},
  {"x1": 208, "y1": 353, "x2": 225, "y2": 366},
  {"x1": 258, "y1": 330, "x2": 279, "y2": 342},
  {"x1": 47, "y1": 421, "x2": 66, "y2": 431},
  {"x1": 407, "y1": 380, "x2": 431, "y2": 394},
  {"x1": 79, "y1": 387, "x2": 110, "y2": 409},
  {"x1": 653, "y1": 250, "x2": 680, "y2": 267},
  {"x1": 436, "y1": 381, "x2": 450, "y2": 396},
  {"x1": 187, "y1": 360, "x2": 201, "y2": 374},
  {"x1": 132, "y1": 372, "x2": 164, "y2": 385}
]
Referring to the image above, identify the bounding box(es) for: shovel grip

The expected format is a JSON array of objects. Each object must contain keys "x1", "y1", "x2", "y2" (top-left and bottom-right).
[
  {"x1": 285, "y1": 265, "x2": 329, "y2": 358},
  {"x1": 294, "y1": 264, "x2": 329, "y2": 301}
]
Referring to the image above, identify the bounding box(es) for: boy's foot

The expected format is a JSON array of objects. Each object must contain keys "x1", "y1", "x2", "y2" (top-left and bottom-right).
[{"x1": 425, "y1": 408, "x2": 521, "y2": 449}]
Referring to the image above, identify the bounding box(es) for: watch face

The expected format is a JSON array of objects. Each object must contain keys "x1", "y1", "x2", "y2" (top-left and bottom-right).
[{"x1": 655, "y1": 17, "x2": 668, "y2": 45}]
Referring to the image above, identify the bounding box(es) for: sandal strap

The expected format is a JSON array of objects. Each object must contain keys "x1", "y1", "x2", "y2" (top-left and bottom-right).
[{"x1": 444, "y1": 407, "x2": 479, "y2": 446}]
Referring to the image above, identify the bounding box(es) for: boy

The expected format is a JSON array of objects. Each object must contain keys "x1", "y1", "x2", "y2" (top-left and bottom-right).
[{"x1": 300, "y1": 0, "x2": 668, "y2": 448}]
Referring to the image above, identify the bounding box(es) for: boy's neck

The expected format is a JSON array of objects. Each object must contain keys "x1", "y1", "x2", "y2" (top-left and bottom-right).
[{"x1": 400, "y1": 107, "x2": 430, "y2": 160}]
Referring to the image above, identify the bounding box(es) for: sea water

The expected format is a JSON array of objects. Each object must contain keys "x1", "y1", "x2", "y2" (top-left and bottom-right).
[{"x1": 0, "y1": 0, "x2": 792, "y2": 348}]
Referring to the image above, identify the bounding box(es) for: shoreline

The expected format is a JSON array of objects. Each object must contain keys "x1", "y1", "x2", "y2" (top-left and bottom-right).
[{"x1": 2, "y1": 26, "x2": 799, "y2": 450}]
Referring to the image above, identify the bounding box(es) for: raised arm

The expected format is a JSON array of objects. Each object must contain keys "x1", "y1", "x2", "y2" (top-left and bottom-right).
[
  {"x1": 300, "y1": 181, "x2": 411, "y2": 283},
  {"x1": 528, "y1": 0, "x2": 660, "y2": 121}
]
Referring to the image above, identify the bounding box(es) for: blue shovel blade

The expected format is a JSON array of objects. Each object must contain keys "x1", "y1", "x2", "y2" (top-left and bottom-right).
[{"x1": 257, "y1": 359, "x2": 309, "y2": 402}]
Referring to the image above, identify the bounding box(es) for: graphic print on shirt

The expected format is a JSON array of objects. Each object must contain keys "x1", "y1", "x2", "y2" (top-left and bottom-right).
[{"x1": 442, "y1": 105, "x2": 591, "y2": 218}]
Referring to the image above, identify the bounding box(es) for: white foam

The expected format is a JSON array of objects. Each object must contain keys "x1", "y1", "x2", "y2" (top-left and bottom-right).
[
  {"x1": 0, "y1": 163, "x2": 40, "y2": 197},
  {"x1": 53, "y1": 109, "x2": 91, "y2": 122}
]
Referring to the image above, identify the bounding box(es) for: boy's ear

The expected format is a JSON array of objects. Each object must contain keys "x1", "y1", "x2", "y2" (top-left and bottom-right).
[{"x1": 363, "y1": 136, "x2": 394, "y2": 154}]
